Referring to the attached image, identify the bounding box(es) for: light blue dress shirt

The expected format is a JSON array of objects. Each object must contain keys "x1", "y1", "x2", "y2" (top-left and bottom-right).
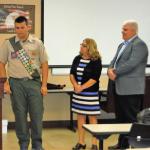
[{"x1": 114, "y1": 35, "x2": 137, "y2": 68}]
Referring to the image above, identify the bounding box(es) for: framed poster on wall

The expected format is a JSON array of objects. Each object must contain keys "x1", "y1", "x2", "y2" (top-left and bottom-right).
[{"x1": 0, "y1": 4, "x2": 35, "y2": 34}]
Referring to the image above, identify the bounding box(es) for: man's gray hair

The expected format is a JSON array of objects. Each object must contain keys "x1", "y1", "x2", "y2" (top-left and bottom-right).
[{"x1": 123, "y1": 20, "x2": 138, "y2": 34}]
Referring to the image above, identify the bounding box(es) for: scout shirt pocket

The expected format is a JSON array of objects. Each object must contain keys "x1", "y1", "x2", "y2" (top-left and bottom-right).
[
  {"x1": 10, "y1": 51, "x2": 18, "y2": 59},
  {"x1": 27, "y1": 49, "x2": 41, "y2": 71},
  {"x1": 28, "y1": 50, "x2": 39, "y2": 63}
]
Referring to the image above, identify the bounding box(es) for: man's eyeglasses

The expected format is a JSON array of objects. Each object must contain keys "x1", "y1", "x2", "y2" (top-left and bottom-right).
[{"x1": 80, "y1": 43, "x2": 87, "y2": 48}]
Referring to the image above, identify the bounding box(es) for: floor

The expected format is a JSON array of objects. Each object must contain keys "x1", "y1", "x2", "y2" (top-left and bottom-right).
[{"x1": 2, "y1": 128, "x2": 118, "y2": 150}]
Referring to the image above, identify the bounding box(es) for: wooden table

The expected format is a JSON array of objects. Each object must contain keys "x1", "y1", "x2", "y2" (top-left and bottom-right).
[{"x1": 83, "y1": 123, "x2": 132, "y2": 150}]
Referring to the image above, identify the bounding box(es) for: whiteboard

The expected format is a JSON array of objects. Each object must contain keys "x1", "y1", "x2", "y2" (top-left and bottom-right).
[{"x1": 43, "y1": 0, "x2": 150, "y2": 66}]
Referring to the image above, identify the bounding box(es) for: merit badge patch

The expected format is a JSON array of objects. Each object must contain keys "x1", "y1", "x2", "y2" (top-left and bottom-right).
[{"x1": 11, "y1": 51, "x2": 17, "y2": 58}]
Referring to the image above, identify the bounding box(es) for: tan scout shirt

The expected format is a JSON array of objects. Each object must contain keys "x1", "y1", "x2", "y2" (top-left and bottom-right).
[{"x1": 0, "y1": 35, "x2": 48, "y2": 78}]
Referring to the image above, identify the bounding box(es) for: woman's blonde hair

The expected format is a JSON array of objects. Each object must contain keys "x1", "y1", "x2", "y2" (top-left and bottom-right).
[{"x1": 80, "y1": 38, "x2": 101, "y2": 60}]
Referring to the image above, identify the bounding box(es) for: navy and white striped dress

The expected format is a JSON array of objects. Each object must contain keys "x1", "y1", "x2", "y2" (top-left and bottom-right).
[{"x1": 70, "y1": 55, "x2": 102, "y2": 115}]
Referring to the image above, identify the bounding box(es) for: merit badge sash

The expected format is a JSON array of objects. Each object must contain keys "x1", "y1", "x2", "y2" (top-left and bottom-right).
[{"x1": 9, "y1": 36, "x2": 40, "y2": 79}]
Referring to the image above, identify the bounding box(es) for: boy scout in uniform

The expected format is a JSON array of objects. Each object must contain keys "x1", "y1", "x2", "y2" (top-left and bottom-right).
[{"x1": 0, "y1": 16, "x2": 48, "y2": 150}]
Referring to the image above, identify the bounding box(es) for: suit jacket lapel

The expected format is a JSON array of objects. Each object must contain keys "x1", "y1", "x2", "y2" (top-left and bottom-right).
[
  {"x1": 117, "y1": 43, "x2": 131, "y2": 62},
  {"x1": 113, "y1": 43, "x2": 124, "y2": 62},
  {"x1": 116, "y1": 36, "x2": 138, "y2": 63}
]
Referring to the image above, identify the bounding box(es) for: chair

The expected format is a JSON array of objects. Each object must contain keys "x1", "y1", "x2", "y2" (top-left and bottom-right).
[{"x1": 128, "y1": 123, "x2": 150, "y2": 148}]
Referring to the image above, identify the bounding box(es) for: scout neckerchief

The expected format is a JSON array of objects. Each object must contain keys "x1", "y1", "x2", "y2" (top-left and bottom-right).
[{"x1": 9, "y1": 36, "x2": 40, "y2": 79}]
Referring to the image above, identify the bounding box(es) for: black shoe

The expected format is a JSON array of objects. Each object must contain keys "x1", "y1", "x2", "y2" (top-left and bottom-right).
[
  {"x1": 20, "y1": 148, "x2": 28, "y2": 150},
  {"x1": 32, "y1": 148, "x2": 44, "y2": 150},
  {"x1": 32, "y1": 141, "x2": 44, "y2": 150},
  {"x1": 108, "y1": 144, "x2": 120, "y2": 150},
  {"x1": 20, "y1": 143, "x2": 29, "y2": 150},
  {"x1": 72, "y1": 143, "x2": 86, "y2": 150},
  {"x1": 19, "y1": 141, "x2": 29, "y2": 150},
  {"x1": 91, "y1": 144, "x2": 98, "y2": 150},
  {"x1": 20, "y1": 147, "x2": 28, "y2": 150}
]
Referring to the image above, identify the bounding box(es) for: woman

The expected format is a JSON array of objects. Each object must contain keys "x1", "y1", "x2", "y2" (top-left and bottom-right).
[{"x1": 70, "y1": 38, "x2": 102, "y2": 150}]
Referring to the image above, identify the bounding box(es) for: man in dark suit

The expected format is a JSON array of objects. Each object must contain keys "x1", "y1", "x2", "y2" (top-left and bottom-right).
[{"x1": 107, "y1": 20, "x2": 148, "y2": 149}]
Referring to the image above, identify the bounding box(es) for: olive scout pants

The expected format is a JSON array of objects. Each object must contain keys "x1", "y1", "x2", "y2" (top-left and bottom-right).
[{"x1": 9, "y1": 77, "x2": 44, "y2": 147}]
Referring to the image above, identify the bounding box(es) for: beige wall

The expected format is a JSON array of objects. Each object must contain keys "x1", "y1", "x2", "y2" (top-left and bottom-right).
[{"x1": 1, "y1": 0, "x2": 109, "y2": 121}]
